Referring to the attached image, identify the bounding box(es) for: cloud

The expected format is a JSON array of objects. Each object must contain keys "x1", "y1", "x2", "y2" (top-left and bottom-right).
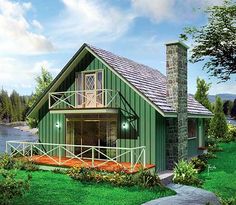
[
  {"x1": 52, "y1": 0, "x2": 135, "y2": 45},
  {"x1": 0, "y1": 57, "x2": 59, "y2": 95},
  {"x1": 0, "y1": 0, "x2": 55, "y2": 55},
  {"x1": 131, "y1": 0, "x2": 225, "y2": 23},
  {"x1": 32, "y1": 19, "x2": 43, "y2": 30},
  {"x1": 131, "y1": 0, "x2": 175, "y2": 22}
]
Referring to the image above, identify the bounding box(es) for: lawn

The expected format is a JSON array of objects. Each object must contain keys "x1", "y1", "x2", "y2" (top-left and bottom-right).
[
  {"x1": 12, "y1": 170, "x2": 174, "y2": 205},
  {"x1": 199, "y1": 142, "x2": 236, "y2": 201}
]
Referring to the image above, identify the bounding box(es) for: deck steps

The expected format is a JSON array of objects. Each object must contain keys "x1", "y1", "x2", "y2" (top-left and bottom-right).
[{"x1": 158, "y1": 170, "x2": 173, "y2": 185}]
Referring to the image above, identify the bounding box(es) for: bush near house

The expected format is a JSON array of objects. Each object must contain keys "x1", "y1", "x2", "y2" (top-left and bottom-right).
[
  {"x1": 209, "y1": 97, "x2": 228, "y2": 140},
  {"x1": 0, "y1": 154, "x2": 39, "y2": 171},
  {"x1": 190, "y1": 157, "x2": 207, "y2": 172},
  {"x1": 67, "y1": 167, "x2": 163, "y2": 189},
  {"x1": 173, "y1": 160, "x2": 202, "y2": 187},
  {"x1": 0, "y1": 169, "x2": 31, "y2": 205}
]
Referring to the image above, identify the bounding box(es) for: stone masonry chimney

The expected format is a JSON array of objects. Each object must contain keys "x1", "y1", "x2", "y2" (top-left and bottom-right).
[{"x1": 166, "y1": 41, "x2": 189, "y2": 169}]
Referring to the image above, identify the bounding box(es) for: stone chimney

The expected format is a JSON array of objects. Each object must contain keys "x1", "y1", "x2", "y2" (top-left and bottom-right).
[{"x1": 166, "y1": 41, "x2": 189, "y2": 169}]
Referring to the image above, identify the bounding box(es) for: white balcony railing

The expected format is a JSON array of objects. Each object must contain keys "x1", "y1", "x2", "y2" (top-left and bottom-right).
[
  {"x1": 6, "y1": 141, "x2": 146, "y2": 172},
  {"x1": 49, "y1": 89, "x2": 120, "y2": 110}
]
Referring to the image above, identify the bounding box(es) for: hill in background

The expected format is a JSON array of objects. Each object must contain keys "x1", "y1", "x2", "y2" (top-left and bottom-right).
[{"x1": 208, "y1": 93, "x2": 236, "y2": 102}]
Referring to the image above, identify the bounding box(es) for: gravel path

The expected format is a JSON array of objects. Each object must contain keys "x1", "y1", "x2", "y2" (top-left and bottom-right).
[{"x1": 143, "y1": 183, "x2": 221, "y2": 205}]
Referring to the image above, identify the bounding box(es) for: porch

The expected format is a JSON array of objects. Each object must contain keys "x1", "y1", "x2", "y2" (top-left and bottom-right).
[{"x1": 6, "y1": 141, "x2": 155, "y2": 173}]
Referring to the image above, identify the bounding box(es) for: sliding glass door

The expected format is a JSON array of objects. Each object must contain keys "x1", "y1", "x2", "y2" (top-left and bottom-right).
[{"x1": 66, "y1": 114, "x2": 117, "y2": 159}]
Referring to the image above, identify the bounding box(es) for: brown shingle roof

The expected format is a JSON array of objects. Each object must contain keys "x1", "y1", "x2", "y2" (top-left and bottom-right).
[{"x1": 87, "y1": 44, "x2": 212, "y2": 116}]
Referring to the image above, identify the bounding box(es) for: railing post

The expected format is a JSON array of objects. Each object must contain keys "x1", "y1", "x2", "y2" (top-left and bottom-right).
[
  {"x1": 131, "y1": 148, "x2": 134, "y2": 171},
  {"x1": 59, "y1": 145, "x2": 61, "y2": 165},
  {"x1": 92, "y1": 147, "x2": 94, "y2": 167},
  {"x1": 30, "y1": 144, "x2": 33, "y2": 159},
  {"x1": 5, "y1": 142, "x2": 8, "y2": 154},
  {"x1": 105, "y1": 90, "x2": 107, "y2": 106},
  {"x1": 143, "y1": 147, "x2": 146, "y2": 168},
  {"x1": 22, "y1": 143, "x2": 25, "y2": 156}
]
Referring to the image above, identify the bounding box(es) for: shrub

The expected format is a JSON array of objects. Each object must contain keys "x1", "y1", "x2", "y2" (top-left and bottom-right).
[
  {"x1": 0, "y1": 154, "x2": 39, "y2": 172},
  {"x1": 67, "y1": 166, "x2": 163, "y2": 188},
  {"x1": 190, "y1": 157, "x2": 207, "y2": 172},
  {"x1": 228, "y1": 124, "x2": 236, "y2": 141},
  {"x1": 173, "y1": 160, "x2": 202, "y2": 187},
  {"x1": 219, "y1": 197, "x2": 236, "y2": 205},
  {"x1": 207, "y1": 144, "x2": 223, "y2": 153},
  {"x1": 133, "y1": 169, "x2": 163, "y2": 188},
  {"x1": 209, "y1": 97, "x2": 228, "y2": 139},
  {"x1": 0, "y1": 169, "x2": 31, "y2": 205},
  {"x1": 0, "y1": 154, "x2": 16, "y2": 170}
]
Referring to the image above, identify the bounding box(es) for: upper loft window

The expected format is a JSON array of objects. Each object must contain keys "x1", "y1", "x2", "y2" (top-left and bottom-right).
[
  {"x1": 76, "y1": 70, "x2": 103, "y2": 108},
  {"x1": 77, "y1": 70, "x2": 103, "y2": 91},
  {"x1": 188, "y1": 119, "x2": 197, "y2": 139}
]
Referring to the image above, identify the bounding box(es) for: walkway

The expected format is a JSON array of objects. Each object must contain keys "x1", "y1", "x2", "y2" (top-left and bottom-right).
[{"x1": 143, "y1": 183, "x2": 220, "y2": 205}]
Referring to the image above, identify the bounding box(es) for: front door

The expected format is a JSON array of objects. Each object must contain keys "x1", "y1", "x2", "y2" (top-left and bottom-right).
[{"x1": 84, "y1": 73, "x2": 96, "y2": 108}]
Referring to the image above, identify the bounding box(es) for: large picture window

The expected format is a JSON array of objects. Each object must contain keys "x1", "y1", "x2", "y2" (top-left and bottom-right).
[{"x1": 188, "y1": 119, "x2": 197, "y2": 138}]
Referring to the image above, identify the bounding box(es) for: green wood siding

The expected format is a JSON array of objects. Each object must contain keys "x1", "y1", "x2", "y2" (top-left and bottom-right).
[{"x1": 38, "y1": 52, "x2": 167, "y2": 170}]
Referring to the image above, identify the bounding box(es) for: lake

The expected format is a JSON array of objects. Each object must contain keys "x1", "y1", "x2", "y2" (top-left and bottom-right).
[
  {"x1": 227, "y1": 119, "x2": 236, "y2": 125},
  {"x1": 0, "y1": 125, "x2": 38, "y2": 153}
]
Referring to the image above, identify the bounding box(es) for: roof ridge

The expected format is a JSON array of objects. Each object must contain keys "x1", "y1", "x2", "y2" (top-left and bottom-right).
[{"x1": 85, "y1": 43, "x2": 166, "y2": 79}]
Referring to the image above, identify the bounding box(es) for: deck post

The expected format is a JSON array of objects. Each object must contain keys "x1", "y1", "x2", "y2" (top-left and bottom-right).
[
  {"x1": 5, "y1": 142, "x2": 8, "y2": 154},
  {"x1": 30, "y1": 144, "x2": 33, "y2": 159},
  {"x1": 22, "y1": 143, "x2": 25, "y2": 156},
  {"x1": 143, "y1": 147, "x2": 146, "y2": 168},
  {"x1": 92, "y1": 147, "x2": 95, "y2": 167},
  {"x1": 131, "y1": 148, "x2": 134, "y2": 171},
  {"x1": 59, "y1": 145, "x2": 61, "y2": 165}
]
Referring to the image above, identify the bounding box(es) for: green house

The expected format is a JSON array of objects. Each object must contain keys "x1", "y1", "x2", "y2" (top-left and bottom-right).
[{"x1": 25, "y1": 41, "x2": 212, "y2": 171}]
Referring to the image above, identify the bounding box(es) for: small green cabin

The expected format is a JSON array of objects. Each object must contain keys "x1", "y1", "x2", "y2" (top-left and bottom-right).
[{"x1": 27, "y1": 42, "x2": 212, "y2": 171}]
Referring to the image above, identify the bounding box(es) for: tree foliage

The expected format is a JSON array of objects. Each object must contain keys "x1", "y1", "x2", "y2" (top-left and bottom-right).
[
  {"x1": 231, "y1": 99, "x2": 236, "y2": 119},
  {"x1": 194, "y1": 77, "x2": 212, "y2": 111},
  {"x1": 180, "y1": 0, "x2": 236, "y2": 81},
  {"x1": 27, "y1": 67, "x2": 53, "y2": 128},
  {"x1": 0, "y1": 89, "x2": 29, "y2": 123},
  {"x1": 209, "y1": 97, "x2": 228, "y2": 139},
  {"x1": 223, "y1": 100, "x2": 234, "y2": 116}
]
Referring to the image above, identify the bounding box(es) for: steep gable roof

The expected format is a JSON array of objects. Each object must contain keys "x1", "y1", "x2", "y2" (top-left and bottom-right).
[
  {"x1": 86, "y1": 44, "x2": 212, "y2": 117},
  {"x1": 27, "y1": 43, "x2": 212, "y2": 118}
]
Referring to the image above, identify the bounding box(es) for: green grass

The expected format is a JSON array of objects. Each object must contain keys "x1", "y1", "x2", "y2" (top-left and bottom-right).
[
  {"x1": 199, "y1": 142, "x2": 236, "y2": 200},
  {"x1": 12, "y1": 170, "x2": 174, "y2": 205}
]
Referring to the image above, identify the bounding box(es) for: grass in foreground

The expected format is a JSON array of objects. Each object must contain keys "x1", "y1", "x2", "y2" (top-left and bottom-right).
[
  {"x1": 12, "y1": 170, "x2": 174, "y2": 205},
  {"x1": 199, "y1": 142, "x2": 236, "y2": 200}
]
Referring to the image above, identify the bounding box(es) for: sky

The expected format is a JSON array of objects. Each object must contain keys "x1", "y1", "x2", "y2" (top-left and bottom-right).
[{"x1": 0, "y1": 0, "x2": 235, "y2": 96}]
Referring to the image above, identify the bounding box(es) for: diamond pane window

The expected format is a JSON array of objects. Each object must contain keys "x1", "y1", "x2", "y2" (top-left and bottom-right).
[{"x1": 85, "y1": 75, "x2": 95, "y2": 90}]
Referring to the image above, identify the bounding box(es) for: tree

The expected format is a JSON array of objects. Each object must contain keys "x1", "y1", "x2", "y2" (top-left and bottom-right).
[
  {"x1": 0, "y1": 89, "x2": 13, "y2": 122},
  {"x1": 194, "y1": 77, "x2": 212, "y2": 136},
  {"x1": 194, "y1": 77, "x2": 212, "y2": 110},
  {"x1": 27, "y1": 67, "x2": 53, "y2": 128},
  {"x1": 180, "y1": 0, "x2": 236, "y2": 81},
  {"x1": 10, "y1": 90, "x2": 23, "y2": 122},
  {"x1": 223, "y1": 100, "x2": 234, "y2": 116},
  {"x1": 231, "y1": 99, "x2": 236, "y2": 119},
  {"x1": 209, "y1": 96, "x2": 228, "y2": 139}
]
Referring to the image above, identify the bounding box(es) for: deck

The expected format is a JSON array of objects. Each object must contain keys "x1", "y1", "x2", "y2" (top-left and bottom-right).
[{"x1": 29, "y1": 155, "x2": 155, "y2": 173}]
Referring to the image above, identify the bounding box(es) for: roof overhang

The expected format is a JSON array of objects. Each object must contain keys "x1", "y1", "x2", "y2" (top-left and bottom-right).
[
  {"x1": 27, "y1": 44, "x2": 89, "y2": 118},
  {"x1": 50, "y1": 108, "x2": 119, "y2": 115}
]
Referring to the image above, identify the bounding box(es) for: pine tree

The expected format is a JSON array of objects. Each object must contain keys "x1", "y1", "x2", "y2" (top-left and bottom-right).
[
  {"x1": 194, "y1": 77, "x2": 212, "y2": 111},
  {"x1": 0, "y1": 89, "x2": 13, "y2": 122},
  {"x1": 10, "y1": 90, "x2": 22, "y2": 121},
  {"x1": 27, "y1": 67, "x2": 53, "y2": 128},
  {"x1": 209, "y1": 97, "x2": 228, "y2": 139}
]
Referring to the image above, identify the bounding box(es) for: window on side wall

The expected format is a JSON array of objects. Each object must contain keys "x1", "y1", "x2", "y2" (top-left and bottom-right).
[{"x1": 188, "y1": 119, "x2": 197, "y2": 138}]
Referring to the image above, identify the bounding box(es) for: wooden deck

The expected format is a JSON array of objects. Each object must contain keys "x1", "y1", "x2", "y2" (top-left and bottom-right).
[{"x1": 29, "y1": 155, "x2": 155, "y2": 174}]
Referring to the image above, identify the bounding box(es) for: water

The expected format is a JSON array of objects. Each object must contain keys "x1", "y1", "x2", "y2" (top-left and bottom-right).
[
  {"x1": 0, "y1": 125, "x2": 38, "y2": 153},
  {"x1": 227, "y1": 119, "x2": 236, "y2": 125}
]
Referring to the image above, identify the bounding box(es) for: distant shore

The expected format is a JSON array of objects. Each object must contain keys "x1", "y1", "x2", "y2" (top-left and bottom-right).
[{"x1": 0, "y1": 121, "x2": 38, "y2": 136}]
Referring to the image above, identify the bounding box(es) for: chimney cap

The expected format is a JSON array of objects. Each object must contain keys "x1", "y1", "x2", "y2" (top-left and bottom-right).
[{"x1": 165, "y1": 41, "x2": 189, "y2": 49}]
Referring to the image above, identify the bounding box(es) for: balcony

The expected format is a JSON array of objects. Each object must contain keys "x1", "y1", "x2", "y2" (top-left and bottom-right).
[{"x1": 49, "y1": 89, "x2": 120, "y2": 111}]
